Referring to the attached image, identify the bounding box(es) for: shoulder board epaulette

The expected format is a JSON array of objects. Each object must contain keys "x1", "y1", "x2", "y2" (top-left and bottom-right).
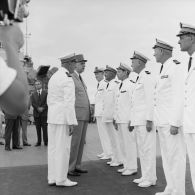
[
  {"x1": 130, "y1": 80, "x2": 136, "y2": 83},
  {"x1": 66, "y1": 72, "x2": 72, "y2": 77},
  {"x1": 145, "y1": 70, "x2": 151, "y2": 74},
  {"x1": 173, "y1": 59, "x2": 181, "y2": 65},
  {"x1": 115, "y1": 81, "x2": 120, "y2": 84}
]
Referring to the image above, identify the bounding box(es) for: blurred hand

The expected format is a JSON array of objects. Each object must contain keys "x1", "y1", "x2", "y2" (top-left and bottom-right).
[
  {"x1": 170, "y1": 126, "x2": 179, "y2": 135},
  {"x1": 69, "y1": 125, "x2": 74, "y2": 136},
  {"x1": 146, "y1": 120, "x2": 153, "y2": 132}
]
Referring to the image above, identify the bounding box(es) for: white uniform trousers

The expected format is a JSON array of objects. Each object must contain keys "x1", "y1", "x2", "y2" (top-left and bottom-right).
[
  {"x1": 184, "y1": 133, "x2": 195, "y2": 193},
  {"x1": 103, "y1": 122, "x2": 122, "y2": 163},
  {"x1": 96, "y1": 116, "x2": 112, "y2": 156},
  {"x1": 157, "y1": 126, "x2": 186, "y2": 195},
  {"x1": 48, "y1": 124, "x2": 71, "y2": 184},
  {"x1": 134, "y1": 125, "x2": 156, "y2": 182},
  {"x1": 118, "y1": 123, "x2": 137, "y2": 170}
]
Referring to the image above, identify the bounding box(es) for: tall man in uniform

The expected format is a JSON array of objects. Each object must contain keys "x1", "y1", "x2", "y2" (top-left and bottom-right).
[
  {"x1": 114, "y1": 63, "x2": 137, "y2": 176},
  {"x1": 47, "y1": 54, "x2": 78, "y2": 187},
  {"x1": 130, "y1": 51, "x2": 156, "y2": 187},
  {"x1": 102, "y1": 65, "x2": 122, "y2": 166},
  {"x1": 171, "y1": 23, "x2": 195, "y2": 194},
  {"x1": 69, "y1": 54, "x2": 91, "y2": 176},
  {"x1": 148, "y1": 39, "x2": 186, "y2": 195},
  {"x1": 94, "y1": 67, "x2": 112, "y2": 159}
]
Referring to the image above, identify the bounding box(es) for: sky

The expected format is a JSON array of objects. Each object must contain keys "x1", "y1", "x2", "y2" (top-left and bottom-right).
[{"x1": 20, "y1": 0, "x2": 195, "y2": 102}]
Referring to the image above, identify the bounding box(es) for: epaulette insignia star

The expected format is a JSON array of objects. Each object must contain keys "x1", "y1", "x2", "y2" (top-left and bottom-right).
[
  {"x1": 130, "y1": 80, "x2": 136, "y2": 83},
  {"x1": 145, "y1": 70, "x2": 151, "y2": 74},
  {"x1": 115, "y1": 81, "x2": 120, "y2": 84},
  {"x1": 173, "y1": 60, "x2": 181, "y2": 65}
]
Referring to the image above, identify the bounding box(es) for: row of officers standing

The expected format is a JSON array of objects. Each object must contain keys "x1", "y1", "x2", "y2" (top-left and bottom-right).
[{"x1": 94, "y1": 22, "x2": 195, "y2": 195}]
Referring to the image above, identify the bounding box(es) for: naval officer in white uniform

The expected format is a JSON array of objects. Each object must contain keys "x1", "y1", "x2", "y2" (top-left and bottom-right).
[
  {"x1": 94, "y1": 67, "x2": 112, "y2": 159},
  {"x1": 102, "y1": 65, "x2": 123, "y2": 166},
  {"x1": 130, "y1": 51, "x2": 157, "y2": 188},
  {"x1": 47, "y1": 54, "x2": 78, "y2": 187},
  {"x1": 149, "y1": 40, "x2": 186, "y2": 195},
  {"x1": 114, "y1": 63, "x2": 138, "y2": 176},
  {"x1": 170, "y1": 23, "x2": 195, "y2": 194}
]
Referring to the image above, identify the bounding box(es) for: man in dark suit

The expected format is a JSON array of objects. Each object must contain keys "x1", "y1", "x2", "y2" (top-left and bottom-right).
[
  {"x1": 31, "y1": 80, "x2": 48, "y2": 146},
  {"x1": 4, "y1": 113, "x2": 21, "y2": 151},
  {"x1": 68, "y1": 54, "x2": 91, "y2": 176}
]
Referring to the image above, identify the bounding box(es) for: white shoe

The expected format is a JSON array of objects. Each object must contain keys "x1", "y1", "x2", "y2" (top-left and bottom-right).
[
  {"x1": 138, "y1": 180, "x2": 156, "y2": 188},
  {"x1": 56, "y1": 179, "x2": 78, "y2": 187},
  {"x1": 100, "y1": 156, "x2": 111, "y2": 160},
  {"x1": 133, "y1": 178, "x2": 144, "y2": 184},
  {"x1": 121, "y1": 169, "x2": 137, "y2": 176},
  {"x1": 110, "y1": 162, "x2": 121, "y2": 167},
  {"x1": 97, "y1": 153, "x2": 104, "y2": 158},
  {"x1": 117, "y1": 168, "x2": 126, "y2": 173}
]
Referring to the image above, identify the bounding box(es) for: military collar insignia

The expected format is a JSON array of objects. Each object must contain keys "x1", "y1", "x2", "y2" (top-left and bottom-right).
[
  {"x1": 115, "y1": 80, "x2": 120, "y2": 84},
  {"x1": 173, "y1": 59, "x2": 181, "y2": 65},
  {"x1": 66, "y1": 72, "x2": 72, "y2": 77}
]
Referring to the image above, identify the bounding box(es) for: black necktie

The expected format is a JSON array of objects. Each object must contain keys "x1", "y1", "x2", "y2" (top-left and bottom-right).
[
  {"x1": 38, "y1": 91, "x2": 41, "y2": 99},
  {"x1": 97, "y1": 83, "x2": 99, "y2": 89},
  {"x1": 119, "y1": 82, "x2": 123, "y2": 90},
  {"x1": 188, "y1": 57, "x2": 192, "y2": 72},
  {"x1": 79, "y1": 74, "x2": 82, "y2": 81},
  {"x1": 136, "y1": 76, "x2": 139, "y2": 82},
  {"x1": 160, "y1": 64, "x2": 163, "y2": 74},
  {"x1": 79, "y1": 74, "x2": 85, "y2": 86},
  {"x1": 106, "y1": 83, "x2": 109, "y2": 89}
]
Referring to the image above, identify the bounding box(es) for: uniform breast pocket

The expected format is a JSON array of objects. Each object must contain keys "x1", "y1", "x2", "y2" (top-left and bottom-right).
[{"x1": 161, "y1": 75, "x2": 169, "y2": 79}]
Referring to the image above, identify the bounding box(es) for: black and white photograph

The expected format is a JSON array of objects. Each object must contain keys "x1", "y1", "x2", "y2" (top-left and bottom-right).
[{"x1": 0, "y1": 0, "x2": 195, "y2": 194}]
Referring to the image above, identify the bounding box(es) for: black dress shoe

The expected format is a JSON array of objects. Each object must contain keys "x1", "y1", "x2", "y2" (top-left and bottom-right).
[
  {"x1": 5, "y1": 146, "x2": 11, "y2": 151},
  {"x1": 75, "y1": 168, "x2": 88, "y2": 173},
  {"x1": 68, "y1": 171, "x2": 81, "y2": 176},
  {"x1": 23, "y1": 143, "x2": 31, "y2": 146},
  {"x1": 48, "y1": 183, "x2": 56, "y2": 186},
  {"x1": 35, "y1": 143, "x2": 41, "y2": 147},
  {"x1": 13, "y1": 146, "x2": 23, "y2": 149}
]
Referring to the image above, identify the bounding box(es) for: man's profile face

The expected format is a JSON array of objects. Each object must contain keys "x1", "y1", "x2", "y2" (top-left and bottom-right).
[
  {"x1": 95, "y1": 72, "x2": 104, "y2": 82},
  {"x1": 75, "y1": 61, "x2": 85, "y2": 73},
  {"x1": 131, "y1": 59, "x2": 140, "y2": 73},
  {"x1": 178, "y1": 35, "x2": 193, "y2": 52},
  {"x1": 117, "y1": 69, "x2": 126, "y2": 81},
  {"x1": 153, "y1": 47, "x2": 162, "y2": 63},
  {"x1": 104, "y1": 70, "x2": 115, "y2": 81}
]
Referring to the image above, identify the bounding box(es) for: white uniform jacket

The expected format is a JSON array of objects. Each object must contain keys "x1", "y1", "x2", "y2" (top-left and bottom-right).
[
  {"x1": 171, "y1": 53, "x2": 195, "y2": 133},
  {"x1": 47, "y1": 67, "x2": 77, "y2": 125},
  {"x1": 94, "y1": 80, "x2": 107, "y2": 117},
  {"x1": 102, "y1": 79, "x2": 119, "y2": 122},
  {"x1": 149, "y1": 59, "x2": 177, "y2": 126},
  {"x1": 114, "y1": 78, "x2": 135, "y2": 124},
  {"x1": 131, "y1": 69, "x2": 154, "y2": 126}
]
